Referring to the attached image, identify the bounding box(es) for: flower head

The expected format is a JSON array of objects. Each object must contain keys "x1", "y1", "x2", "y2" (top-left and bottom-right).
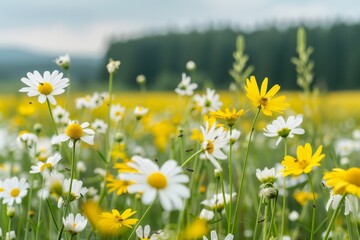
[
  {"x1": 256, "y1": 167, "x2": 277, "y2": 185},
  {"x1": 63, "y1": 213, "x2": 87, "y2": 235},
  {"x1": 56, "y1": 120, "x2": 95, "y2": 147},
  {"x1": 281, "y1": 143, "x2": 325, "y2": 177},
  {"x1": 203, "y1": 230, "x2": 234, "y2": 240},
  {"x1": 110, "y1": 104, "x2": 126, "y2": 122},
  {"x1": 323, "y1": 168, "x2": 360, "y2": 198},
  {"x1": 210, "y1": 108, "x2": 245, "y2": 127},
  {"x1": 201, "y1": 122, "x2": 228, "y2": 170},
  {"x1": 134, "y1": 106, "x2": 149, "y2": 120},
  {"x1": 263, "y1": 115, "x2": 305, "y2": 146},
  {"x1": 92, "y1": 119, "x2": 108, "y2": 134},
  {"x1": 120, "y1": 156, "x2": 190, "y2": 211},
  {"x1": 58, "y1": 179, "x2": 88, "y2": 207},
  {"x1": 326, "y1": 191, "x2": 358, "y2": 216},
  {"x1": 186, "y1": 60, "x2": 196, "y2": 71},
  {"x1": 245, "y1": 76, "x2": 288, "y2": 116},
  {"x1": 201, "y1": 192, "x2": 236, "y2": 211},
  {"x1": 19, "y1": 70, "x2": 69, "y2": 105},
  {"x1": 30, "y1": 152, "x2": 62, "y2": 174},
  {"x1": 98, "y1": 208, "x2": 138, "y2": 235},
  {"x1": 107, "y1": 59, "x2": 121, "y2": 74},
  {"x1": 0, "y1": 177, "x2": 29, "y2": 206},
  {"x1": 293, "y1": 191, "x2": 317, "y2": 206},
  {"x1": 193, "y1": 88, "x2": 222, "y2": 114},
  {"x1": 175, "y1": 73, "x2": 198, "y2": 96},
  {"x1": 55, "y1": 54, "x2": 70, "y2": 70}
]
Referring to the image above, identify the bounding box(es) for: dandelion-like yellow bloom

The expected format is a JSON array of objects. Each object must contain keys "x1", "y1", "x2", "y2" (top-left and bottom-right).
[
  {"x1": 323, "y1": 168, "x2": 360, "y2": 198},
  {"x1": 181, "y1": 218, "x2": 208, "y2": 239},
  {"x1": 293, "y1": 191, "x2": 318, "y2": 206},
  {"x1": 106, "y1": 174, "x2": 133, "y2": 195},
  {"x1": 245, "y1": 76, "x2": 288, "y2": 116},
  {"x1": 98, "y1": 209, "x2": 138, "y2": 235},
  {"x1": 281, "y1": 143, "x2": 325, "y2": 177},
  {"x1": 210, "y1": 108, "x2": 246, "y2": 127}
]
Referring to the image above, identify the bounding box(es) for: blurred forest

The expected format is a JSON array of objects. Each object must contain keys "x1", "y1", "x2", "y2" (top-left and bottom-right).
[{"x1": 102, "y1": 23, "x2": 360, "y2": 91}]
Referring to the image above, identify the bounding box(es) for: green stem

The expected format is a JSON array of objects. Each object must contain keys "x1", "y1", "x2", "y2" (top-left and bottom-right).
[
  {"x1": 323, "y1": 194, "x2": 346, "y2": 240},
  {"x1": 8, "y1": 216, "x2": 12, "y2": 236},
  {"x1": 35, "y1": 177, "x2": 45, "y2": 240},
  {"x1": 180, "y1": 149, "x2": 203, "y2": 168},
  {"x1": 232, "y1": 108, "x2": 261, "y2": 233},
  {"x1": 24, "y1": 177, "x2": 34, "y2": 240},
  {"x1": 46, "y1": 98, "x2": 59, "y2": 136},
  {"x1": 105, "y1": 72, "x2": 114, "y2": 163},
  {"x1": 57, "y1": 140, "x2": 77, "y2": 240},
  {"x1": 46, "y1": 199, "x2": 59, "y2": 231},
  {"x1": 267, "y1": 197, "x2": 278, "y2": 240},
  {"x1": 263, "y1": 203, "x2": 268, "y2": 240},
  {"x1": 220, "y1": 170, "x2": 229, "y2": 226},
  {"x1": 128, "y1": 195, "x2": 158, "y2": 239},
  {"x1": 280, "y1": 139, "x2": 288, "y2": 238},
  {"x1": 228, "y1": 127, "x2": 233, "y2": 233},
  {"x1": 307, "y1": 174, "x2": 317, "y2": 240},
  {"x1": 253, "y1": 196, "x2": 263, "y2": 240}
]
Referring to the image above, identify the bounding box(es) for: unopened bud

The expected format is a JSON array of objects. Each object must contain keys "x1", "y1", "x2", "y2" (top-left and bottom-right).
[
  {"x1": 33, "y1": 123, "x2": 42, "y2": 134},
  {"x1": 214, "y1": 169, "x2": 221, "y2": 179},
  {"x1": 136, "y1": 74, "x2": 146, "y2": 84},
  {"x1": 7, "y1": 206, "x2": 16, "y2": 218},
  {"x1": 114, "y1": 132, "x2": 124, "y2": 142},
  {"x1": 260, "y1": 187, "x2": 278, "y2": 200}
]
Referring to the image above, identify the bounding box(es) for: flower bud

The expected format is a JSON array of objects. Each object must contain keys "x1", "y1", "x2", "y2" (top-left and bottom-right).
[
  {"x1": 260, "y1": 187, "x2": 278, "y2": 200},
  {"x1": 186, "y1": 61, "x2": 196, "y2": 71},
  {"x1": 33, "y1": 123, "x2": 42, "y2": 134},
  {"x1": 7, "y1": 206, "x2": 16, "y2": 218},
  {"x1": 136, "y1": 74, "x2": 146, "y2": 84}
]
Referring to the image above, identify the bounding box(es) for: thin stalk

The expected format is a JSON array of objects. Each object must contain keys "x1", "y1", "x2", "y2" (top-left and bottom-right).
[
  {"x1": 219, "y1": 170, "x2": 229, "y2": 226},
  {"x1": 228, "y1": 127, "x2": 233, "y2": 233},
  {"x1": 128, "y1": 195, "x2": 158, "y2": 239},
  {"x1": 307, "y1": 174, "x2": 317, "y2": 240},
  {"x1": 232, "y1": 108, "x2": 261, "y2": 233},
  {"x1": 57, "y1": 140, "x2": 77, "y2": 240},
  {"x1": 346, "y1": 214, "x2": 353, "y2": 240},
  {"x1": 46, "y1": 199, "x2": 59, "y2": 231},
  {"x1": 24, "y1": 177, "x2": 34, "y2": 240},
  {"x1": 35, "y1": 177, "x2": 45, "y2": 240},
  {"x1": 180, "y1": 149, "x2": 203, "y2": 168},
  {"x1": 267, "y1": 197, "x2": 278, "y2": 239},
  {"x1": 8, "y1": 217, "x2": 12, "y2": 236},
  {"x1": 263, "y1": 203, "x2": 269, "y2": 240},
  {"x1": 280, "y1": 139, "x2": 288, "y2": 238},
  {"x1": 253, "y1": 196, "x2": 263, "y2": 240},
  {"x1": 105, "y1": 72, "x2": 114, "y2": 162},
  {"x1": 323, "y1": 194, "x2": 346, "y2": 240}
]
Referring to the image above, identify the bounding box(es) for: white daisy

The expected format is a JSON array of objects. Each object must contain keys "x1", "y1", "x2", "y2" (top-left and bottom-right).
[
  {"x1": 175, "y1": 73, "x2": 198, "y2": 96},
  {"x1": 335, "y1": 138, "x2": 357, "y2": 157},
  {"x1": 92, "y1": 119, "x2": 108, "y2": 134},
  {"x1": 0, "y1": 177, "x2": 29, "y2": 206},
  {"x1": 5, "y1": 231, "x2": 16, "y2": 240},
  {"x1": 19, "y1": 70, "x2": 69, "y2": 105},
  {"x1": 120, "y1": 156, "x2": 190, "y2": 211},
  {"x1": 201, "y1": 122, "x2": 228, "y2": 170},
  {"x1": 55, "y1": 54, "x2": 70, "y2": 70},
  {"x1": 75, "y1": 95, "x2": 94, "y2": 110},
  {"x1": 256, "y1": 167, "x2": 277, "y2": 185},
  {"x1": 90, "y1": 92, "x2": 105, "y2": 108},
  {"x1": 63, "y1": 213, "x2": 87, "y2": 235},
  {"x1": 16, "y1": 132, "x2": 38, "y2": 156},
  {"x1": 186, "y1": 60, "x2": 196, "y2": 71},
  {"x1": 106, "y1": 58, "x2": 121, "y2": 73},
  {"x1": 193, "y1": 88, "x2": 222, "y2": 114},
  {"x1": 199, "y1": 209, "x2": 215, "y2": 221},
  {"x1": 52, "y1": 105, "x2": 70, "y2": 125},
  {"x1": 326, "y1": 192, "x2": 358, "y2": 216},
  {"x1": 58, "y1": 179, "x2": 88, "y2": 208},
  {"x1": 136, "y1": 225, "x2": 151, "y2": 240},
  {"x1": 201, "y1": 192, "x2": 236, "y2": 212},
  {"x1": 29, "y1": 152, "x2": 62, "y2": 174},
  {"x1": 263, "y1": 115, "x2": 305, "y2": 146},
  {"x1": 134, "y1": 106, "x2": 149, "y2": 120},
  {"x1": 203, "y1": 230, "x2": 234, "y2": 240},
  {"x1": 110, "y1": 104, "x2": 126, "y2": 122},
  {"x1": 43, "y1": 170, "x2": 65, "y2": 198},
  {"x1": 55, "y1": 120, "x2": 95, "y2": 147}
]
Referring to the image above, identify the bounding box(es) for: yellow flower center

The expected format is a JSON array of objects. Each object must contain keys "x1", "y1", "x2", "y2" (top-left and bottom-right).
[
  {"x1": 72, "y1": 223, "x2": 77, "y2": 229},
  {"x1": 206, "y1": 141, "x2": 214, "y2": 154},
  {"x1": 37, "y1": 82, "x2": 53, "y2": 95},
  {"x1": 10, "y1": 188, "x2": 20, "y2": 197},
  {"x1": 115, "y1": 216, "x2": 124, "y2": 222},
  {"x1": 344, "y1": 168, "x2": 360, "y2": 186},
  {"x1": 0, "y1": 187, "x2": 4, "y2": 193},
  {"x1": 296, "y1": 159, "x2": 308, "y2": 169},
  {"x1": 148, "y1": 172, "x2": 167, "y2": 189},
  {"x1": 40, "y1": 163, "x2": 52, "y2": 171},
  {"x1": 260, "y1": 97, "x2": 268, "y2": 106},
  {"x1": 66, "y1": 123, "x2": 84, "y2": 140}
]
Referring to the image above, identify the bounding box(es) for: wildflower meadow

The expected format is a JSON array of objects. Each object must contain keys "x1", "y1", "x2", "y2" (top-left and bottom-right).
[{"x1": 0, "y1": 28, "x2": 359, "y2": 240}]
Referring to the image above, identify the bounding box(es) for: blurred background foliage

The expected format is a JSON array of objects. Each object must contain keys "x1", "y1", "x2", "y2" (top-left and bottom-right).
[{"x1": 2, "y1": 22, "x2": 360, "y2": 91}]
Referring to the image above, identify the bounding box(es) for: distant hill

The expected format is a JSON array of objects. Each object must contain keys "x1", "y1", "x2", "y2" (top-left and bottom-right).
[
  {"x1": 101, "y1": 23, "x2": 360, "y2": 91},
  {"x1": 0, "y1": 48, "x2": 101, "y2": 87}
]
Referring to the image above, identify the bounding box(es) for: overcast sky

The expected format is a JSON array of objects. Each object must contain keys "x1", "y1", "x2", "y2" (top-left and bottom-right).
[{"x1": 0, "y1": 0, "x2": 359, "y2": 57}]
